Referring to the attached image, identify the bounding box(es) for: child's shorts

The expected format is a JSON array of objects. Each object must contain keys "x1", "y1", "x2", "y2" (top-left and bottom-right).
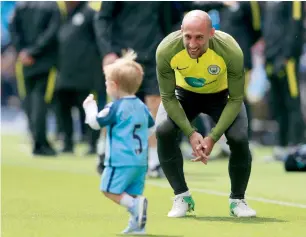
[{"x1": 100, "y1": 166, "x2": 147, "y2": 195}]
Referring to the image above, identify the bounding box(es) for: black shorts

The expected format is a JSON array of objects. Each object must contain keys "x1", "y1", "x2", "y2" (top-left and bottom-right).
[
  {"x1": 156, "y1": 87, "x2": 248, "y2": 140},
  {"x1": 174, "y1": 87, "x2": 229, "y2": 123}
]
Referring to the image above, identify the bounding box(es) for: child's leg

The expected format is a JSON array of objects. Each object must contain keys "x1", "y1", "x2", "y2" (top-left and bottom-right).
[
  {"x1": 103, "y1": 191, "x2": 135, "y2": 209},
  {"x1": 125, "y1": 167, "x2": 148, "y2": 229},
  {"x1": 100, "y1": 166, "x2": 147, "y2": 233}
]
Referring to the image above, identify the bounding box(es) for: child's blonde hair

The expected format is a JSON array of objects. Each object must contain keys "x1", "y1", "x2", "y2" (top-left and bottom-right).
[{"x1": 104, "y1": 49, "x2": 144, "y2": 95}]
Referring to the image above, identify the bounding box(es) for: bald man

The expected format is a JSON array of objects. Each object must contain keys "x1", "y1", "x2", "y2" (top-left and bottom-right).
[{"x1": 155, "y1": 10, "x2": 256, "y2": 218}]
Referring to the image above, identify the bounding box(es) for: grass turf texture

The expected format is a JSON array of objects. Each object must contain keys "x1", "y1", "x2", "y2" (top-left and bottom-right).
[{"x1": 2, "y1": 135, "x2": 306, "y2": 237}]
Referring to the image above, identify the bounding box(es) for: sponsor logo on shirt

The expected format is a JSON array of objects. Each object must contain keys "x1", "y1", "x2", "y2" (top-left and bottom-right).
[{"x1": 184, "y1": 77, "x2": 206, "y2": 87}]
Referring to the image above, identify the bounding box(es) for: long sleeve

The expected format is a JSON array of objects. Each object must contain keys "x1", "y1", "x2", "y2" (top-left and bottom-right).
[
  {"x1": 84, "y1": 100, "x2": 100, "y2": 130},
  {"x1": 145, "y1": 106, "x2": 156, "y2": 136},
  {"x1": 26, "y1": 5, "x2": 61, "y2": 57},
  {"x1": 9, "y1": 6, "x2": 23, "y2": 53},
  {"x1": 209, "y1": 47, "x2": 245, "y2": 142},
  {"x1": 93, "y1": 2, "x2": 116, "y2": 58},
  {"x1": 283, "y1": 1, "x2": 304, "y2": 59},
  {"x1": 156, "y1": 47, "x2": 195, "y2": 138},
  {"x1": 84, "y1": 101, "x2": 119, "y2": 130}
]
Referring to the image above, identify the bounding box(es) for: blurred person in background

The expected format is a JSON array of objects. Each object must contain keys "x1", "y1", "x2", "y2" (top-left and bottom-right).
[
  {"x1": 94, "y1": 2, "x2": 182, "y2": 177},
  {"x1": 1, "y1": 1, "x2": 16, "y2": 53},
  {"x1": 1, "y1": 1, "x2": 18, "y2": 107},
  {"x1": 9, "y1": 1, "x2": 62, "y2": 156},
  {"x1": 262, "y1": 1, "x2": 306, "y2": 159},
  {"x1": 1, "y1": 46, "x2": 18, "y2": 107},
  {"x1": 55, "y1": 1, "x2": 106, "y2": 155}
]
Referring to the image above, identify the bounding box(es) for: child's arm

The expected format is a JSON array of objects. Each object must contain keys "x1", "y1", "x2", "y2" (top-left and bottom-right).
[
  {"x1": 145, "y1": 106, "x2": 156, "y2": 137},
  {"x1": 83, "y1": 94, "x2": 117, "y2": 130},
  {"x1": 83, "y1": 94, "x2": 100, "y2": 130}
]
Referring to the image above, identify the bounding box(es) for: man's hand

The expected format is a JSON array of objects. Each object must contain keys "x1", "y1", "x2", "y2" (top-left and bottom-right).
[
  {"x1": 200, "y1": 136, "x2": 215, "y2": 156},
  {"x1": 18, "y1": 50, "x2": 35, "y2": 66},
  {"x1": 102, "y1": 53, "x2": 119, "y2": 68},
  {"x1": 189, "y1": 131, "x2": 209, "y2": 165},
  {"x1": 192, "y1": 136, "x2": 215, "y2": 164}
]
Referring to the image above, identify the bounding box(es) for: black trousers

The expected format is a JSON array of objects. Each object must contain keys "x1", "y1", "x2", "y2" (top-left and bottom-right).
[
  {"x1": 22, "y1": 72, "x2": 54, "y2": 148},
  {"x1": 56, "y1": 89, "x2": 100, "y2": 149},
  {"x1": 267, "y1": 58, "x2": 305, "y2": 146},
  {"x1": 156, "y1": 88, "x2": 252, "y2": 199}
]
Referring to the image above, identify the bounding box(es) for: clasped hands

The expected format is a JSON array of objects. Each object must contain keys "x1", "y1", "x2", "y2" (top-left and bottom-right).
[{"x1": 189, "y1": 131, "x2": 215, "y2": 165}]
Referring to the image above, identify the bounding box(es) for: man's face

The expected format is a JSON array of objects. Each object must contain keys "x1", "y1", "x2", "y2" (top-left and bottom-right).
[{"x1": 181, "y1": 20, "x2": 214, "y2": 59}]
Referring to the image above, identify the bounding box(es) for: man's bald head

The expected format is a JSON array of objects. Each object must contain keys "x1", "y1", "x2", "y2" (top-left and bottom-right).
[
  {"x1": 182, "y1": 10, "x2": 212, "y2": 30},
  {"x1": 181, "y1": 10, "x2": 215, "y2": 59}
]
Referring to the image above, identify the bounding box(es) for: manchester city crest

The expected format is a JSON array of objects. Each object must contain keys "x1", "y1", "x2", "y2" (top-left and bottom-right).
[{"x1": 208, "y1": 65, "x2": 221, "y2": 75}]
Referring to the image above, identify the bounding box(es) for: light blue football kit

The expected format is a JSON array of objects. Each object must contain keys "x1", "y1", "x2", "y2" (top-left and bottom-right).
[{"x1": 96, "y1": 96, "x2": 155, "y2": 195}]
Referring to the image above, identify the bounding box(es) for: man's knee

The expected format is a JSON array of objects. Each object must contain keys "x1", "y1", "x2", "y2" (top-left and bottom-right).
[
  {"x1": 226, "y1": 127, "x2": 249, "y2": 144},
  {"x1": 226, "y1": 103, "x2": 249, "y2": 143}
]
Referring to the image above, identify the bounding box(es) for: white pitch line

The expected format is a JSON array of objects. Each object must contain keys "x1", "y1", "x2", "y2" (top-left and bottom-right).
[
  {"x1": 13, "y1": 143, "x2": 306, "y2": 209},
  {"x1": 147, "y1": 181, "x2": 306, "y2": 209}
]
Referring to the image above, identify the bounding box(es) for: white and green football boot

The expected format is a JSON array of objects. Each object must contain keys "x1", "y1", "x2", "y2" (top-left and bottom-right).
[
  {"x1": 167, "y1": 196, "x2": 195, "y2": 218},
  {"x1": 229, "y1": 199, "x2": 256, "y2": 217}
]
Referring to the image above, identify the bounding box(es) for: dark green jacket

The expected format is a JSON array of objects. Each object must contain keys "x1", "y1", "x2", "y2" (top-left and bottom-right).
[
  {"x1": 219, "y1": 2, "x2": 261, "y2": 70},
  {"x1": 94, "y1": 1, "x2": 181, "y2": 64},
  {"x1": 263, "y1": 1, "x2": 305, "y2": 64},
  {"x1": 56, "y1": 2, "x2": 104, "y2": 91},
  {"x1": 9, "y1": 1, "x2": 61, "y2": 78}
]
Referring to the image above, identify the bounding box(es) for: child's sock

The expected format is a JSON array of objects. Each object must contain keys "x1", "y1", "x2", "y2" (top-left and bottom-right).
[{"x1": 120, "y1": 193, "x2": 135, "y2": 209}]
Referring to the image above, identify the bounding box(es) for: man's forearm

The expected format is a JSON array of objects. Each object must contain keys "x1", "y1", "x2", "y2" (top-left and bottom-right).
[
  {"x1": 9, "y1": 10, "x2": 22, "y2": 53},
  {"x1": 156, "y1": 46, "x2": 195, "y2": 137},
  {"x1": 209, "y1": 98, "x2": 243, "y2": 142}
]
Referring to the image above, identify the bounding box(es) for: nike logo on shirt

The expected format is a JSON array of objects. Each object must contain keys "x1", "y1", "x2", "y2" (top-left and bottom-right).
[{"x1": 177, "y1": 66, "x2": 189, "y2": 70}]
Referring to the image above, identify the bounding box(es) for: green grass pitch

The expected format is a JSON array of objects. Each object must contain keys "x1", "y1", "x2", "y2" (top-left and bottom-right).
[{"x1": 1, "y1": 135, "x2": 306, "y2": 237}]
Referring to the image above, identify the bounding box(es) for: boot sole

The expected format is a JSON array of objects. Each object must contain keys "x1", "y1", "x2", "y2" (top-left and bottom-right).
[{"x1": 138, "y1": 197, "x2": 147, "y2": 229}]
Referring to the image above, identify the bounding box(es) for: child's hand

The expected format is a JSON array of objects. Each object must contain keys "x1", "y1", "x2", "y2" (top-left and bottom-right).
[
  {"x1": 83, "y1": 94, "x2": 99, "y2": 129},
  {"x1": 83, "y1": 94, "x2": 96, "y2": 109}
]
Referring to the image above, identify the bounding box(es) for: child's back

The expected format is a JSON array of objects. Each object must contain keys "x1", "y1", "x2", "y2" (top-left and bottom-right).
[{"x1": 97, "y1": 96, "x2": 154, "y2": 167}]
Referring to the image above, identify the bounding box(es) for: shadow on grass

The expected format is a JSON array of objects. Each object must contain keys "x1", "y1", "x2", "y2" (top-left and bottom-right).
[
  {"x1": 185, "y1": 215, "x2": 287, "y2": 224},
  {"x1": 117, "y1": 234, "x2": 183, "y2": 237}
]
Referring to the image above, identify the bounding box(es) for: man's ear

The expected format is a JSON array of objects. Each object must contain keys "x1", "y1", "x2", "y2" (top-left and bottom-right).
[{"x1": 209, "y1": 27, "x2": 215, "y2": 39}]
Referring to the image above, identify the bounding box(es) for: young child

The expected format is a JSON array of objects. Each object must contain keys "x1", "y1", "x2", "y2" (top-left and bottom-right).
[{"x1": 83, "y1": 50, "x2": 154, "y2": 234}]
